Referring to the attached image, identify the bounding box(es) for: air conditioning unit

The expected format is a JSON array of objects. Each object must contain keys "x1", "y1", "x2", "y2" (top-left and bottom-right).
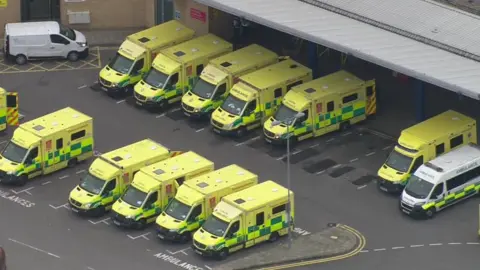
[{"x1": 67, "y1": 11, "x2": 91, "y2": 24}]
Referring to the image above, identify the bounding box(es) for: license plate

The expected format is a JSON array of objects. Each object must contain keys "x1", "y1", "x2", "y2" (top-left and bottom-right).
[
  {"x1": 101, "y1": 86, "x2": 108, "y2": 92},
  {"x1": 379, "y1": 186, "x2": 388, "y2": 192},
  {"x1": 136, "y1": 101, "x2": 143, "y2": 106},
  {"x1": 213, "y1": 128, "x2": 220, "y2": 134},
  {"x1": 71, "y1": 207, "x2": 79, "y2": 213},
  {"x1": 265, "y1": 138, "x2": 272, "y2": 143},
  {"x1": 184, "y1": 112, "x2": 191, "y2": 117},
  {"x1": 158, "y1": 234, "x2": 165, "y2": 239},
  {"x1": 194, "y1": 250, "x2": 202, "y2": 255},
  {"x1": 113, "y1": 220, "x2": 120, "y2": 226}
]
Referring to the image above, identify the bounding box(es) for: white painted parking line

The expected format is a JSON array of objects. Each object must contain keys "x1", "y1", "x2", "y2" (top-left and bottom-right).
[
  {"x1": 467, "y1": 242, "x2": 480, "y2": 245},
  {"x1": 341, "y1": 131, "x2": 352, "y2": 136},
  {"x1": 59, "y1": 175, "x2": 69, "y2": 179},
  {"x1": 87, "y1": 267, "x2": 96, "y2": 270},
  {"x1": 0, "y1": 140, "x2": 7, "y2": 145},
  {"x1": 365, "y1": 152, "x2": 376, "y2": 157},
  {"x1": 326, "y1": 138, "x2": 335, "y2": 143},
  {"x1": 76, "y1": 169, "x2": 86, "y2": 174},
  {"x1": 357, "y1": 185, "x2": 367, "y2": 190},
  {"x1": 10, "y1": 187, "x2": 34, "y2": 196},
  {"x1": 332, "y1": 164, "x2": 342, "y2": 169},
  {"x1": 116, "y1": 99, "x2": 126, "y2": 104},
  {"x1": 93, "y1": 80, "x2": 98, "y2": 84},
  {"x1": 205, "y1": 265, "x2": 213, "y2": 270},
  {"x1": 360, "y1": 250, "x2": 369, "y2": 253},
  {"x1": 382, "y1": 145, "x2": 393, "y2": 151},
  {"x1": 373, "y1": 248, "x2": 386, "y2": 251},
  {"x1": 156, "y1": 114, "x2": 165, "y2": 118},
  {"x1": 49, "y1": 203, "x2": 70, "y2": 210},
  {"x1": 41, "y1": 181, "x2": 52, "y2": 186},
  {"x1": 309, "y1": 143, "x2": 319, "y2": 148},
  {"x1": 276, "y1": 154, "x2": 288, "y2": 161},
  {"x1": 77, "y1": 85, "x2": 87, "y2": 89},
  {"x1": 391, "y1": 246, "x2": 404, "y2": 250},
  {"x1": 448, "y1": 242, "x2": 462, "y2": 245},
  {"x1": 195, "y1": 128, "x2": 204, "y2": 133},
  {"x1": 349, "y1": 158, "x2": 359, "y2": 163},
  {"x1": 292, "y1": 149, "x2": 302, "y2": 155},
  {"x1": 166, "y1": 247, "x2": 190, "y2": 255},
  {"x1": 88, "y1": 217, "x2": 110, "y2": 225},
  {"x1": 169, "y1": 108, "x2": 181, "y2": 113},
  {"x1": 410, "y1": 244, "x2": 424, "y2": 248},
  {"x1": 315, "y1": 170, "x2": 325, "y2": 175},
  {"x1": 429, "y1": 243, "x2": 443, "y2": 246},
  {"x1": 127, "y1": 232, "x2": 151, "y2": 240},
  {"x1": 235, "y1": 136, "x2": 261, "y2": 146},
  {"x1": 8, "y1": 238, "x2": 60, "y2": 259}
]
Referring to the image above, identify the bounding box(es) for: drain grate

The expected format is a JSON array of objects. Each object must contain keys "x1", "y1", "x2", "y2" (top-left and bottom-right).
[
  {"x1": 302, "y1": 159, "x2": 337, "y2": 174},
  {"x1": 351, "y1": 175, "x2": 376, "y2": 186},
  {"x1": 282, "y1": 148, "x2": 319, "y2": 164},
  {"x1": 329, "y1": 166, "x2": 355, "y2": 178}
]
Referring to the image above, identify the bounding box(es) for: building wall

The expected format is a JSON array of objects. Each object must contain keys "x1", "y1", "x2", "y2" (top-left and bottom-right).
[
  {"x1": 174, "y1": 0, "x2": 209, "y2": 36},
  {"x1": 0, "y1": 1, "x2": 21, "y2": 36}
]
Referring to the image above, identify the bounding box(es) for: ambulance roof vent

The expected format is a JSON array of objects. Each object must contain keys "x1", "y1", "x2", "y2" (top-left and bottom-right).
[
  {"x1": 153, "y1": 168, "x2": 165, "y2": 175},
  {"x1": 191, "y1": 48, "x2": 199, "y2": 52},
  {"x1": 212, "y1": 40, "x2": 219, "y2": 44},
  {"x1": 231, "y1": 61, "x2": 238, "y2": 64},
  {"x1": 194, "y1": 158, "x2": 200, "y2": 163},
  {"x1": 220, "y1": 62, "x2": 232, "y2": 67},
  {"x1": 176, "y1": 27, "x2": 183, "y2": 31},
  {"x1": 304, "y1": 88, "x2": 316, "y2": 93},
  {"x1": 237, "y1": 171, "x2": 245, "y2": 175},
  {"x1": 111, "y1": 156, "x2": 123, "y2": 162},
  {"x1": 138, "y1": 37, "x2": 150, "y2": 43},
  {"x1": 255, "y1": 51, "x2": 262, "y2": 55},
  {"x1": 32, "y1": 125, "x2": 45, "y2": 131},
  {"x1": 425, "y1": 162, "x2": 444, "y2": 172},
  {"x1": 216, "y1": 179, "x2": 223, "y2": 183},
  {"x1": 234, "y1": 198, "x2": 245, "y2": 204},
  {"x1": 247, "y1": 197, "x2": 254, "y2": 201},
  {"x1": 151, "y1": 145, "x2": 157, "y2": 150},
  {"x1": 174, "y1": 51, "x2": 185, "y2": 57},
  {"x1": 344, "y1": 77, "x2": 351, "y2": 81},
  {"x1": 322, "y1": 85, "x2": 328, "y2": 89},
  {"x1": 272, "y1": 188, "x2": 279, "y2": 192},
  {"x1": 72, "y1": 114, "x2": 79, "y2": 118},
  {"x1": 124, "y1": 154, "x2": 132, "y2": 159},
  {"x1": 289, "y1": 64, "x2": 298, "y2": 69},
  {"x1": 172, "y1": 165, "x2": 179, "y2": 171},
  {"x1": 197, "y1": 182, "x2": 209, "y2": 188},
  {"x1": 452, "y1": 117, "x2": 459, "y2": 121},
  {"x1": 52, "y1": 122, "x2": 58, "y2": 126}
]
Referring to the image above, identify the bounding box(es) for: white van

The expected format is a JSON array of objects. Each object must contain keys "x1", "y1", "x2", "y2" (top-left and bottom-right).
[
  {"x1": 400, "y1": 143, "x2": 480, "y2": 218},
  {"x1": 3, "y1": 21, "x2": 88, "y2": 65}
]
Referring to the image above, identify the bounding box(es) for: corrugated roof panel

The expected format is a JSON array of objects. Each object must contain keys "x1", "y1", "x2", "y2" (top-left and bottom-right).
[
  {"x1": 195, "y1": 0, "x2": 480, "y2": 99},
  {"x1": 304, "y1": 0, "x2": 480, "y2": 57}
]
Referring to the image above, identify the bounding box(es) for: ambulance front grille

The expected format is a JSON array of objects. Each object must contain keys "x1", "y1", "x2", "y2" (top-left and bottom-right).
[
  {"x1": 211, "y1": 119, "x2": 223, "y2": 128},
  {"x1": 100, "y1": 77, "x2": 111, "y2": 87},
  {"x1": 182, "y1": 102, "x2": 194, "y2": 112},
  {"x1": 400, "y1": 202, "x2": 413, "y2": 212},
  {"x1": 194, "y1": 240, "x2": 206, "y2": 250},
  {"x1": 264, "y1": 129, "x2": 275, "y2": 138},
  {"x1": 135, "y1": 92, "x2": 146, "y2": 101},
  {"x1": 70, "y1": 199, "x2": 82, "y2": 207}
]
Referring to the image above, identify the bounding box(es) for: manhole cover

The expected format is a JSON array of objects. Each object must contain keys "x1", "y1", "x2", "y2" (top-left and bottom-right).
[
  {"x1": 281, "y1": 148, "x2": 319, "y2": 164},
  {"x1": 351, "y1": 175, "x2": 376, "y2": 186},
  {"x1": 302, "y1": 159, "x2": 337, "y2": 174},
  {"x1": 329, "y1": 166, "x2": 355, "y2": 178}
]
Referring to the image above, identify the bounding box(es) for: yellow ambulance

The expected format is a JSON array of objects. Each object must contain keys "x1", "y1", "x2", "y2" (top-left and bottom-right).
[
  {"x1": 193, "y1": 180, "x2": 294, "y2": 259},
  {"x1": 156, "y1": 164, "x2": 257, "y2": 243},
  {"x1": 210, "y1": 59, "x2": 312, "y2": 137},
  {"x1": 263, "y1": 70, "x2": 376, "y2": 144},
  {"x1": 181, "y1": 44, "x2": 280, "y2": 119},
  {"x1": 378, "y1": 110, "x2": 476, "y2": 193},
  {"x1": 97, "y1": 21, "x2": 194, "y2": 96},
  {"x1": 69, "y1": 139, "x2": 179, "y2": 216},
  {"x1": 0, "y1": 87, "x2": 20, "y2": 132},
  {"x1": 0, "y1": 107, "x2": 93, "y2": 186},
  {"x1": 111, "y1": 151, "x2": 214, "y2": 229},
  {"x1": 133, "y1": 34, "x2": 232, "y2": 110}
]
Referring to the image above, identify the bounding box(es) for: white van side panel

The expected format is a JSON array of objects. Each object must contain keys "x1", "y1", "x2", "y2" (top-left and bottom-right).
[{"x1": 9, "y1": 35, "x2": 50, "y2": 58}]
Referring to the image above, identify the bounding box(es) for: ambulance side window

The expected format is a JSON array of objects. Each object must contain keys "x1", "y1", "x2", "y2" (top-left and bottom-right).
[
  {"x1": 56, "y1": 138, "x2": 63, "y2": 149},
  {"x1": 272, "y1": 204, "x2": 286, "y2": 215},
  {"x1": 435, "y1": 143, "x2": 445, "y2": 156},
  {"x1": 213, "y1": 83, "x2": 226, "y2": 100},
  {"x1": 342, "y1": 93, "x2": 358, "y2": 104},
  {"x1": 274, "y1": 88, "x2": 282, "y2": 98},
  {"x1": 411, "y1": 156, "x2": 424, "y2": 172},
  {"x1": 26, "y1": 147, "x2": 38, "y2": 164},
  {"x1": 196, "y1": 64, "x2": 204, "y2": 75},
  {"x1": 287, "y1": 80, "x2": 302, "y2": 91},
  {"x1": 145, "y1": 191, "x2": 158, "y2": 208},
  {"x1": 71, "y1": 130, "x2": 85, "y2": 141},
  {"x1": 327, "y1": 101, "x2": 334, "y2": 112},
  {"x1": 256, "y1": 212, "x2": 265, "y2": 226},
  {"x1": 245, "y1": 100, "x2": 257, "y2": 115},
  {"x1": 226, "y1": 221, "x2": 240, "y2": 238},
  {"x1": 131, "y1": 59, "x2": 144, "y2": 75},
  {"x1": 176, "y1": 176, "x2": 185, "y2": 186},
  {"x1": 431, "y1": 184, "x2": 444, "y2": 199},
  {"x1": 6, "y1": 95, "x2": 16, "y2": 108},
  {"x1": 103, "y1": 180, "x2": 116, "y2": 194},
  {"x1": 450, "y1": 135, "x2": 463, "y2": 149},
  {"x1": 188, "y1": 204, "x2": 202, "y2": 221}
]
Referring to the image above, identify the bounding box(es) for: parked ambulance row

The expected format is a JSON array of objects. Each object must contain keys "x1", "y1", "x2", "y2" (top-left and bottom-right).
[
  {"x1": 0, "y1": 107, "x2": 294, "y2": 260},
  {"x1": 95, "y1": 20, "x2": 378, "y2": 145}
]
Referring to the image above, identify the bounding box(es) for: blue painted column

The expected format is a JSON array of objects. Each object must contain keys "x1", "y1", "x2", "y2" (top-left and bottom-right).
[
  {"x1": 414, "y1": 79, "x2": 426, "y2": 122},
  {"x1": 308, "y1": 41, "x2": 319, "y2": 78}
]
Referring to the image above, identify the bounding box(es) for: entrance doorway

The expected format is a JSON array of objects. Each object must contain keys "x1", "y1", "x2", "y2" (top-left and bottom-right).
[
  {"x1": 156, "y1": 0, "x2": 174, "y2": 24},
  {"x1": 21, "y1": 0, "x2": 60, "y2": 22}
]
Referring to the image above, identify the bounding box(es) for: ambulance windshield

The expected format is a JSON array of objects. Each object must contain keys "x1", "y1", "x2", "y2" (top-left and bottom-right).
[
  {"x1": 221, "y1": 94, "x2": 246, "y2": 116},
  {"x1": 165, "y1": 198, "x2": 190, "y2": 221},
  {"x1": 121, "y1": 186, "x2": 147, "y2": 208},
  {"x1": 144, "y1": 68, "x2": 168, "y2": 89},
  {"x1": 1, "y1": 141, "x2": 28, "y2": 164},
  {"x1": 404, "y1": 175, "x2": 433, "y2": 199},
  {"x1": 80, "y1": 173, "x2": 105, "y2": 195},
  {"x1": 202, "y1": 215, "x2": 229, "y2": 237},
  {"x1": 385, "y1": 150, "x2": 413, "y2": 173},
  {"x1": 109, "y1": 53, "x2": 134, "y2": 74},
  {"x1": 273, "y1": 105, "x2": 298, "y2": 125},
  {"x1": 191, "y1": 79, "x2": 216, "y2": 99}
]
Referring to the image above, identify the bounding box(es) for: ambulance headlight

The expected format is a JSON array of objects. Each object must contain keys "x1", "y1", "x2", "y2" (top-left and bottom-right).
[
  {"x1": 6, "y1": 171, "x2": 15, "y2": 175},
  {"x1": 223, "y1": 122, "x2": 234, "y2": 129},
  {"x1": 169, "y1": 229, "x2": 178, "y2": 232},
  {"x1": 84, "y1": 203, "x2": 93, "y2": 208},
  {"x1": 126, "y1": 215, "x2": 135, "y2": 219},
  {"x1": 207, "y1": 245, "x2": 214, "y2": 249}
]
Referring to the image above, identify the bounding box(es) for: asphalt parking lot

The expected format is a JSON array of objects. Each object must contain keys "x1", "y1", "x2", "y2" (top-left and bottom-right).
[{"x1": 0, "y1": 50, "x2": 479, "y2": 269}]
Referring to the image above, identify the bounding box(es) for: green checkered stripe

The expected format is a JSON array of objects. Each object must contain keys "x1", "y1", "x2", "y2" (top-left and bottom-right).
[
  {"x1": 265, "y1": 99, "x2": 280, "y2": 110},
  {"x1": 0, "y1": 116, "x2": 6, "y2": 125},
  {"x1": 160, "y1": 76, "x2": 199, "y2": 101},
  {"x1": 178, "y1": 218, "x2": 206, "y2": 234},
  {"x1": 44, "y1": 138, "x2": 93, "y2": 168},
  {"x1": 315, "y1": 104, "x2": 365, "y2": 128},
  {"x1": 422, "y1": 182, "x2": 480, "y2": 210}
]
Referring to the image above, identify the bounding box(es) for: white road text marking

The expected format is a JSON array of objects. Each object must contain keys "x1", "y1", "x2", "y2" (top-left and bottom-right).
[
  {"x1": 154, "y1": 252, "x2": 205, "y2": 270},
  {"x1": 10, "y1": 187, "x2": 33, "y2": 195},
  {"x1": 0, "y1": 189, "x2": 35, "y2": 207}
]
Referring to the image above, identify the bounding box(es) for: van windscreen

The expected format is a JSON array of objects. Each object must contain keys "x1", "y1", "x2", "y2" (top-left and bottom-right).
[{"x1": 59, "y1": 24, "x2": 76, "y2": 40}]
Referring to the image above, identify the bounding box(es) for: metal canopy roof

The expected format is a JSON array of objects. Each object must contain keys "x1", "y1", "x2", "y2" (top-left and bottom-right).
[
  {"x1": 195, "y1": 0, "x2": 480, "y2": 100},
  {"x1": 302, "y1": 0, "x2": 480, "y2": 61}
]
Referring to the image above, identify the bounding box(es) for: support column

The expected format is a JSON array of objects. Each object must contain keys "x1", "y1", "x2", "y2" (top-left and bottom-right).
[
  {"x1": 308, "y1": 41, "x2": 318, "y2": 78},
  {"x1": 415, "y1": 79, "x2": 425, "y2": 122}
]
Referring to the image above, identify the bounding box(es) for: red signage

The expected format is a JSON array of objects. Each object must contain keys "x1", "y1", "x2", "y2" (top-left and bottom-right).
[
  {"x1": 166, "y1": 184, "x2": 172, "y2": 194},
  {"x1": 209, "y1": 197, "x2": 216, "y2": 208},
  {"x1": 46, "y1": 140, "x2": 52, "y2": 151},
  {"x1": 187, "y1": 65, "x2": 192, "y2": 76},
  {"x1": 190, "y1": 8, "x2": 206, "y2": 23},
  {"x1": 316, "y1": 103, "x2": 322, "y2": 113}
]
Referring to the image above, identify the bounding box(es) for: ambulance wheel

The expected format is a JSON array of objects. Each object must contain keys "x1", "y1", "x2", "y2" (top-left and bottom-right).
[
  {"x1": 136, "y1": 219, "x2": 147, "y2": 230},
  {"x1": 67, "y1": 51, "x2": 79, "y2": 62},
  {"x1": 179, "y1": 232, "x2": 191, "y2": 243},
  {"x1": 268, "y1": 232, "x2": 279, "y2": 243},
  {"x1": 67, "y1": 158, "x2": 78, "y2": 168},
  {"x1": 340, "y1": 121, "x2": 351, "y2": 131},
  {"x1": 217, "y1": 248, "x2": 229, "y2": 260},
  {"x1": 235, "y1": 127, "x2": 247, "y2": 137},
  {"x1": 425, "y1": 208, "x2": 436, "y2": 219},
  {"x1": 17, "y1": 175, "x2": 28, "y2": 186},
  {"x1": 93, "y1": 206, "x2": 106, "y2": 217},
  {"x1": 15, "y1": 54, "x2": 27, "y2": 65}
]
